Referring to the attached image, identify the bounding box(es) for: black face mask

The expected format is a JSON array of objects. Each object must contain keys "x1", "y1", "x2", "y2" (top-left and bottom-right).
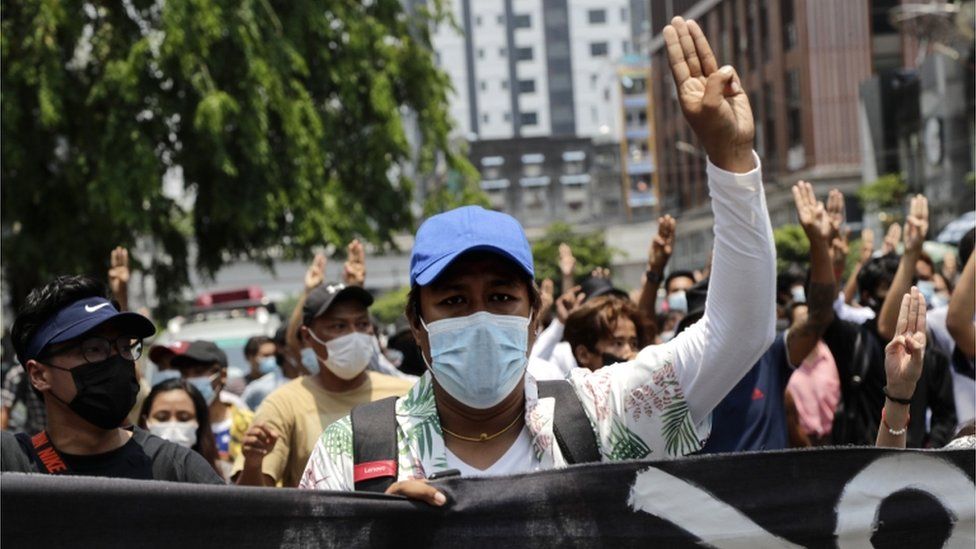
[
  {"x1": 601, "y1": 352, "x2": 628, "y2": 367},
  {"x1": 47, "y1": 355, "x2": 139, "y2": 430}
]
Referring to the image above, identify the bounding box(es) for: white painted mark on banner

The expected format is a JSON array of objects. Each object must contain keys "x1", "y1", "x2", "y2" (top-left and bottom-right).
[
  {"x1": 835, "y1": 453, "x2": 976, "y2": 549},
  {"x1": 628, "y1": 466, "x2": 803, "y2": 549}
]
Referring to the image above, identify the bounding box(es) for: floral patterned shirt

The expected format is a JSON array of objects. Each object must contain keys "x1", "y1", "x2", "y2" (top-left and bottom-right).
[{"x1": 299, "y1": 343, "x2": 709, "y2": 490}]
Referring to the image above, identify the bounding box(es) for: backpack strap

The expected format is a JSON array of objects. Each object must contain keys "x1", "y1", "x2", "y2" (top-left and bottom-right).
[
  {"x1": 16, "y1": 431, "x2": 70, "y2": 474},
  {"x1": 537, "y1": 380, "x2": 601, "y2": 464},
  {"x1": 350, "y1": 396, "x2": 399, "y2": 493}
]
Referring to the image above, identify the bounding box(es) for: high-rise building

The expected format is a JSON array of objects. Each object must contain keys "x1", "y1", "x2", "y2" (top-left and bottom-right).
[{"x1": 430, "y1": 0, "x2": 655, "y2": 226}]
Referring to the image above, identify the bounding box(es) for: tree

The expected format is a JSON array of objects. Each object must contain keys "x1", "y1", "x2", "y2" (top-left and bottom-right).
[
  {"x1": 857, "y1": 173, "x2": 907, "y2": 210},
  {"x1": 371, "y1": 286, "x2": 409, "y2": 325},
  {"x1": 531, "y1": 222, "x2": 617, "y2": 291},
  {"x1": 1, "y1": 0, "x2": 471, "y2": 316},
  {"x1": 773, "y1": 224, "x2": 809, "y2": 274}
]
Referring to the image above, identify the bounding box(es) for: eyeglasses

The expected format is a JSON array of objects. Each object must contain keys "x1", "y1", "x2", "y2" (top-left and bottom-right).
[{"x1": 54, "y1": 336, "x2": 144, "y2": 364}]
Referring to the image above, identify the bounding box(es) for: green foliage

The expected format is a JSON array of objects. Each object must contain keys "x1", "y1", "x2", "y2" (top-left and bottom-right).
[
  {"x1": 531, "y1": 222, "x2": 616, "y2": 291},
  {"x1": 773, "y1": 224, "x2": 809, "y2": 274},
  {"x1": 857, "y1": 173, "x2": 907, "y2": 209},
  {"x1": 1, "y1": 0, "x2": 469, "y2": 316},
  {"x1": 371, "y1": 286, "x2": 410, "y2": 324}
]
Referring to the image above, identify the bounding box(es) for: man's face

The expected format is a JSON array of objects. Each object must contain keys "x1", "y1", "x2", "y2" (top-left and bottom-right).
[
  {"x1": 575, "y1": 316, "x2": 638, "y2": 372},
  {"x1": 413, "y1": 252, "x2": 536, "y2": 361},
  {"x1": 178, "y1": 360, "x2": 225, "y2": 395},
  {"x1": 666, "y1": 276, "x2": 694, "y2": 295},
  {"x1": 302, "y1": 298, "x2": 372, "y2": 361},
  {"x1": 28, "y1": 324, "x2": 129, "y2": 403},
  {"x1": 249, "y1": 342, "x2": 277, "y2": 366}
]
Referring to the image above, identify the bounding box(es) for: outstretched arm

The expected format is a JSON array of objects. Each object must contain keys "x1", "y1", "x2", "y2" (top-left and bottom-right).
[
  {"x1": 637, "y1": 215, "x2": 675, "y2": 322},
  {"x1": 947, "y1": 253, "x2": 976, "y2": 359},
  {"x1": 786, "y1": 183, "x2": 837, "y2": 366},
  {"x1": 660, "y1": 18, "x2": 775, "y2": 423},
  {"x1": 878, "y1": 195, "x2": 928, "y2": 340},
  {"x1": 877, "y1": 288, "x2": 927, "y2": 448}
]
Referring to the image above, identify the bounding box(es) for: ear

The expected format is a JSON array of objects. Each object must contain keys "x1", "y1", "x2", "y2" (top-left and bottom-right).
[
  {"x1": 26, "y1": 360, "x2": 52, "y2": 393},
  {"x1": 573, "y1": 344, "x2": 593, "y2": 367}
]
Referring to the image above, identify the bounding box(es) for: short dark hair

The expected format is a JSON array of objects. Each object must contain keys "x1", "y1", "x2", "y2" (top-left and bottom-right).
[
  {"x1": 857, "y1": 255, "x2": 900, "y2": 298},
  {"x1": 244, "y1": 336, "x2": 274, "y2": 358},
  {"x1": 564, "y1": 295, "x2": 648, "y2": 354},
  {"x1": 959, "y1": 228, "x2": 975, "y2": 266},
  {"x1": 138, "y1": 378, "x2": 220, "y2": 474},
  {"x1": 11, "y1": 275, "x2": 111, "y2": 365},
  {"x1": 664, "y1": 270, "x2": 696, "y2": 293}
]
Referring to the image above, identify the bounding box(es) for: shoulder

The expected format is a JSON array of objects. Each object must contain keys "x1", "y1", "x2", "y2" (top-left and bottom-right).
[
  {"x1": 367, "y1": 372, "x2": 417, "y2": 395},
  {"x1": 131, "y1": 427, "x2": 223, "y2": 484},
  {"x1": 0, "y1": 431, "x2": 35, "y2": 473},
  {"x1": 259, "y1": 377, "x2": 309, "y2": 410}
]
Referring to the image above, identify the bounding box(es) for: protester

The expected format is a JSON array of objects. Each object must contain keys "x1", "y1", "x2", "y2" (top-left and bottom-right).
[
  {"x1": 822, "y1": 195, "x2": 956, "y2": 447},
  {"x1": 784, "y1": 301, "x2": 840, "y2": 446},
  {"x1": 298, "y1": 17, "x2": 776, "y2": 500},
  {"x1": 699, "y1": 183, "x2": 839, "y2": 453},
  {"x1": 563, "y1": 296, "x2": 648, "y2": 372},
  {"x1": 138, "y1": 378, "x2": 221, "y2": 476},
  {"x1": 876, "y1": 288, "x2": 928, "y2": 449},
  {"x1": 240, "y1": 336, "x2": 285, "y2": 410},
  {"x1": 172, "y1": 340, "x2": 253, "y2": 478},
  {"x1": 945, "y1": 250, "x2": 975, "y2": 426},
  {"x1": 234, "y1": 281, "x2": 415, "y2": 487},
  {"x1": 0, "y1": 275, "x2": 221, "y2": 483},
  {"x1": 835, "y1": 228, "x2": 879, "y2": 324},
  {"x1": 636, "y1": 215, "x2": 675, "y2": 336},
  {"x1": 147, "y1": 341, "x2": 190, "y2": 386}
]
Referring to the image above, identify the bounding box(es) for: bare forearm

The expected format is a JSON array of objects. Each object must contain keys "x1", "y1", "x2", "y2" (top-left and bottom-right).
[
  {"x1": 236, "y1": 461, "x2": 274, "y2": 487},
  {"x1": 876, "y1": 401, "x2": 910, "y2": 449},
  {"x1": 637, "y1": 276, "x2": 661, "y2": 323},
  {"x1": 843, "y1": 261, "x2": 864, "y2": 304},
  {"x1": 947, "y1": 255, "x2": 976, "y2": 358},
  {"x1": 878, "y1": 251, "x2": 919, "y2": 340},
  {"x1": 787, "y1": 242, "x2": 835, "y2": 365}
]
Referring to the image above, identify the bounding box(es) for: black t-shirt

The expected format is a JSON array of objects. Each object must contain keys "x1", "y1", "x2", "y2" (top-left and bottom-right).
[
  {"x1": 823, "y1": 317, "x2": 957, "y2": 447},
  {"x1": 1, "y1": 427, "x2": 223, "y2": 485}
]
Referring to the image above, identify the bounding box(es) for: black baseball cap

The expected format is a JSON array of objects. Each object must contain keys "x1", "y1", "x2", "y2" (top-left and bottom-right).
[
  {"x1": 579, "y1": 277, "x2": 629, "y2": 303},
  {"x1": 675, "y1": 278, "x2": 710, "y2": 336},
  {"x1": 302, "y1": 282, "x2": 374, "y2": 326},
  {"x1": 171, "y1": 340, "x2": 228, "y2": 370}
]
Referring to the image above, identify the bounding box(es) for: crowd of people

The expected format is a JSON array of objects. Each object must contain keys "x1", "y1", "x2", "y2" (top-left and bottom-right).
[{"x1": 0, "y1": 18, "x2": 972, "y2": 508}]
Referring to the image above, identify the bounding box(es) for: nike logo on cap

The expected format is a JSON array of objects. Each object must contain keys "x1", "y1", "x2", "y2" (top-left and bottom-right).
[{"x1": 85, "y1": 303, "x2": 111, "y2": 313}]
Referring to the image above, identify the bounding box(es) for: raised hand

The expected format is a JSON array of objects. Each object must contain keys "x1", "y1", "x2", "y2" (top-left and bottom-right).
[
  {"x1": 859, "y1": 228, "x2": 875, "y2": 264},
  {"x1": 108, "y1": 246, "x2": 130, "y2": 311},
  {"x1": 241, "y1": 423, "x2": 279, "y2": 463},
  {"x1": 555, "y1": 285, "x2": 584, "y2": 324},
  {"x1": 663, "y1": 17, "x2": 754, "y2": 173},
  {"x1": 792, "y1": 181, "x2": 832, "y2": 244},
  {"x1": 304, "y1": 253, "x2": 327, "y2": 293},
  {"x1": 881, "y1": 223, "x2": 902, "y2": 256},
  {"x1": 343, "y1": 239, "x2": 367, "y2": 287},
  {"x1": 826, "y1": 189, "x2": 845, "y2": 238},
  {"x1": 649, "y1": 215, "x2": 676, "y2": 273},
  {"x1": 903, "y1": 194, "x2": 929, "y2": 256},
  {"x1": 539, "y1": 279, "x2": 555, "y2": 321},
  {"x1": 558, "y1": 243, "x2": 576, "y2": 279},
  {"x1": 884, "y1": 287, "x2": 927, "y2": 400}
]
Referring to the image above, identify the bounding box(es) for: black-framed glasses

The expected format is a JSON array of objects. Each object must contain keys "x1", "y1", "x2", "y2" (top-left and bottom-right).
[{"x1": 61, "y1": 336, "x2": 144, "y2": 364}]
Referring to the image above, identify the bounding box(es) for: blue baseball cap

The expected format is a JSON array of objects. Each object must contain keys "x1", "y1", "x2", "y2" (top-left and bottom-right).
[
  {"x1": 22, "y1": 297, "x2": 156, "y2": 363},
  {"x1": 410, "y1": 206, "x2": 534, "y2": 286}
]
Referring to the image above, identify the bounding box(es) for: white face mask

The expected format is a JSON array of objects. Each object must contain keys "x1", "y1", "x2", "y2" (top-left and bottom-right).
[
  {"x1": 307, "y1": 331, "x2": 375, "y2": 380},
  {"x1": 147, "y1": 420, "x2": 198, "y2": 448}
]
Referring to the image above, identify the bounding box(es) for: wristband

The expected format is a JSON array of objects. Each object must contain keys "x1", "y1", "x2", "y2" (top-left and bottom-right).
[
  {"x1": 881, "y1": 407, "x2": 909, "y2": 436},
  {"x1": 883, "y1": 386, "x2": 912, "y2": 405},
  {"x1": 645, "y1": 270, "x2": 662, "y2": 285}
]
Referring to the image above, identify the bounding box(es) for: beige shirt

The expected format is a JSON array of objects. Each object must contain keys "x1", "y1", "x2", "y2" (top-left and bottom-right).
[{"x1": 232, "y1": 371, "x2": 414, "y2": 487}]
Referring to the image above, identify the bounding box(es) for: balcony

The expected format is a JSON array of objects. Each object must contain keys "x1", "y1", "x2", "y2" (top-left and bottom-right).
[
  {"x1": 519, "y1": 176, "x2": 551, "y2": 187},
  {"x1": 626, "y1": 159, "x2": 654, "y2": 175},
  {"x1": 480, "y1": 179, "x2": 511, "y2": 190},
  {"x1": 623, "y1": 95, "x2": 648, "y2": 108},
  {"x1": 625, "y1": 127, "x2": 650, "y2": 140},
  {"x1": 559, "y1": 174, "x2": 591, "y2": 186}
]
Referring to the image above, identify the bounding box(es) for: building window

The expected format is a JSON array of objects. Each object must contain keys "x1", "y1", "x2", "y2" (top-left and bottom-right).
[
  {"x1": 588, "y1": 9, "x2": 606, "y2": 24},
  {"x1": 477, "y1": 48, "x2": 485, "y2": 59},
  {"x1": 782, "y1": 0, "x2": 797, "y2": 50},
  {"x1": 759, "y1": 0, "x2": 770, "y2": 62},
  {"x1": 590, "y1": 42, "x2": 609, "y2": 57},
  {"x1": 516, "y1": 47, "x2": 533, "y2": 61},
  {"x1": 503, "y1": 112, "x2": 511, "y2": 122},
  {"x1": 499, "y1": 47, "x2": 507, "y2": 57},
  {"x1": 497, "y1": 14, "x2": 505, "y2": 24},
  {"x1": 513, "y1": 14, "x2": 531, "y2": 29},
  {"x1": 620, "y1": 7, "x2": 628, "y2": 22},
  {"x1": 622, "y1": 41, "x2": 630, "y2": 54},
  {"x1": 786, "y1": 70, "x2": 802, "y2": 147},
  {"x1": 590, "y1": 106, "x2": 598, "y2": 123},
  {"x1": 520, "y1": 112, "x2": 539, "y2": 126},
  {"x1": 501, "y1": 80, "x2": 509, "y2": 90},
  {"x1": 475, "y1": 15, "x2": 482, "y2": 26},
  {"x1": 518, "y1": 79, "x2": 536, "y2": 93},
  {"x1": 590, "y1": 73, "x2": 599, "y2": 90},
  {"x1": 482, "y1": 113, "x2": 490, "y2": 124},
  {"x1": 480, "y1": 81, "x2": 487, "y2": 91},
  {"x1": 762, "y1": 83, "x2": 776, "y2": 168}
]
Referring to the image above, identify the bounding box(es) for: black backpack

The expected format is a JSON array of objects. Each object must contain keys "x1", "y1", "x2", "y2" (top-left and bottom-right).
[{"x1": 350, "y1": 380, "x2": 601, "y2": 492}]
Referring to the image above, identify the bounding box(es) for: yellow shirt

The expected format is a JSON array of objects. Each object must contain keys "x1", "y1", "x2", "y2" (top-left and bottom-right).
[{"x1": 232, "y1": 372, "x2": 414, "y2": 487}]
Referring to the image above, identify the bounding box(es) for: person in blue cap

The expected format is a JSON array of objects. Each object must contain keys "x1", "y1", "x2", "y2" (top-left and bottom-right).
[
  {"x1": 299, "y1": 17, "x2": 776, "y2": 501},
  {"x1": 0, "y1": 275, "x2": 223, "y2": 484}
]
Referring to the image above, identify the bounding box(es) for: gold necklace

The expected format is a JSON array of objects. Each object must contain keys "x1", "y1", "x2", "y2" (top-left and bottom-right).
[{"x1": 442, "y1": 413, "x2": 523, "y2": 443}]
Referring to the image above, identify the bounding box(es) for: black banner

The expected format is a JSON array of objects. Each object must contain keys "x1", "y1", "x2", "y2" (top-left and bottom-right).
[{"x1": 2, "y1": 447, "x2": 973, "y2": 548}]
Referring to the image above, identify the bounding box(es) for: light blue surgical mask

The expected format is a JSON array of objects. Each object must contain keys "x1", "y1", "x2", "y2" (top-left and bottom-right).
[
  {"x1": 257, "y1": 356, "x2": 279, "y2": 376},
  {"x1": 301, "y1": 347, "x2": 322, "y2": 376},
  {"x1": 186, "y1": 373, "x2": 219, "y2": 406},
  {"x1": 667, "y1": 291, "x2": 688, "y2": 314},
  {"x1": 421, "y1": 311, "x2": 530, "y2": 410},
  {"x1": 151, "y1": 369, "x2": 181, "y2": 387},
  {"x1": 916, "y1": 280, "x2": 936, "y2": 304}
]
